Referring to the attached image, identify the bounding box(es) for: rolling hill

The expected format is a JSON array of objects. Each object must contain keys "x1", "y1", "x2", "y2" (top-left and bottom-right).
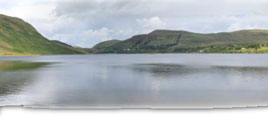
[
  {"x1": 0, "y1": 14, "x2": 86, "y2": 56},
  {"x1": 90, "y1": 30, "x2": 268, "y2": 53}
]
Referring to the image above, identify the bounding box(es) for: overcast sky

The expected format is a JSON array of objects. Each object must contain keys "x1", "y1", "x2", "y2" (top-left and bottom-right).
[{"x1": 1, "y1": 0, "x2": 268, "y2": 47}]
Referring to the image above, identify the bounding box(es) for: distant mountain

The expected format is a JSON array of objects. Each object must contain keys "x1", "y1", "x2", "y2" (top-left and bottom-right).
[
  {"x1": 0, "y1": 14, "x2": 86, "y2": 56},
  {"x1": 51, "y1": 40, "x2": 74, "y2": 48},
  {"x1": 90, "y1": 30, "x2": 268, "y2": 53}
]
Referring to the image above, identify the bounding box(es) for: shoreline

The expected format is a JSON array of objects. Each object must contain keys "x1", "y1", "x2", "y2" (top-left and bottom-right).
[
  {"x1": 0, "y1": 53, "x2": 38, "y2": 57},
  {"x1": 1, "y1": 53, "x2": 268, "y2": 57}
]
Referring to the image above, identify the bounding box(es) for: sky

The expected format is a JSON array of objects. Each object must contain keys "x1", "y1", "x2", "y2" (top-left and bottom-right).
[{"x1": 0, "y1": 0, "x2": 268, "y2": 47}]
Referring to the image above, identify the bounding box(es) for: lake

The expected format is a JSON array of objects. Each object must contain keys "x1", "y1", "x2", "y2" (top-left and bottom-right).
[{"x1": 1, "y1": 54, "x2": 268, "y2": 108}]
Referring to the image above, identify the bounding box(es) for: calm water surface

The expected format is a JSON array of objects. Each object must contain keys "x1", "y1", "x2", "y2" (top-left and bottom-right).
[{"x1": 1, "y1": 54, "x2": 268, "y2": 108}]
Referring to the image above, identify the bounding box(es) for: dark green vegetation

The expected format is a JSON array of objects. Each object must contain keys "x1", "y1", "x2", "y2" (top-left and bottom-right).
[
  {"x1": 91, "y1": 30, "x2": 268, "y2": 53},
  {"x1": 0, "y1": 14, "x2": 86, "y2": 56}
]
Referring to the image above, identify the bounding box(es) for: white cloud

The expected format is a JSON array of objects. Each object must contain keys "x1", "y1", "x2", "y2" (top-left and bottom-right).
[
  {"x1": 137, "y1": 16, "x2": 166, "y2": 29},
  {"x1": 81, "y1": 28, "x2": 110, "y2": 41},
  {"x1": 52, "y1": 28, "x2": 112, "y2": 47}
]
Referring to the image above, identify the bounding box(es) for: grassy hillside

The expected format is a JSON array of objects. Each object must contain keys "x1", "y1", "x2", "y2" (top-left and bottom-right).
[
  {"x1": 90, "y1": 40, "x2": 121, "y2": 53},
  {"x1": 90, "y1": 29, "x2": 268, "y2": 53},
  {"x1": 0, "y1": 14, "x2": 85, "y2": 56}
]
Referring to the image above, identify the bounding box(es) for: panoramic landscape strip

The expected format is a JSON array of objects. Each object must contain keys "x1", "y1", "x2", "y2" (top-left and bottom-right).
[{"x1": 1, "y1": 14, "x2": 268, "y2": 56}]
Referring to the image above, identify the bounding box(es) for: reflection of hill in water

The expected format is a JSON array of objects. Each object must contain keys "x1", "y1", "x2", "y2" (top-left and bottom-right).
[
  {"x1": 0, "y1": 61, "x2": 51, "y2": 71},
  {"x1": 129, "y1": 64, "x2": 268, "y2": 78},
  {"x1": 0, "y1": 61, "x2": 51, "y2": 97}
]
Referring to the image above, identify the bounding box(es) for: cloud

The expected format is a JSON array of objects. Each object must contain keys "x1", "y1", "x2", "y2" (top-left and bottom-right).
[
  {"x1": 52, "y1": 27, "x2": 111, "y2": 47},
  {"x1": 137, "y1": 16, "x2": 166, "y2": 29},
  {"x1": 1, "y1": 0, "x2": 268, "y2": 47}
]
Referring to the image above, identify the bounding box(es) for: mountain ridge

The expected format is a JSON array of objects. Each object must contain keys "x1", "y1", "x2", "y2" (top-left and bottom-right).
[{"x1": 90, "y1": 29, "x2": 268, "y2": 53}]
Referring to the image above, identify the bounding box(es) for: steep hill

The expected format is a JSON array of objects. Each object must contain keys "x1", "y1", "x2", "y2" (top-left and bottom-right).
[
  {"x1": 91, "y1": 30, "x2": 268, "y2": 53},
  {"x1": 0, "y1": 14, "x2": 85, "y2": 56}
]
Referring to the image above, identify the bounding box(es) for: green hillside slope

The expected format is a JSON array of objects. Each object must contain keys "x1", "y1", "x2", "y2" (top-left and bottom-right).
[
  {"x1": 0, "y1": 14, "x2": 85, "y2": 56},
  {"x1": 91, "y1": 30, "x2": 268, "y2": 53}
]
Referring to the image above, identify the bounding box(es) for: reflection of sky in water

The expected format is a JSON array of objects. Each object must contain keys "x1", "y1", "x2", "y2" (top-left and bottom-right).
[{"x1": 1, "y1": 54, "x2": 268, "y2": 108}]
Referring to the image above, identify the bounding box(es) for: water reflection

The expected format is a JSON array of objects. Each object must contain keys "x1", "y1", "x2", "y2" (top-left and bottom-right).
[
  {"x1": 0, "y1": 61, "x2": 52, "y2": 97},
  {"x1": 2, "y1": 55, "x2": 268, "y2": 108},
  {"x1": 0, "y1": 61, "x2": 51, "y2": 71},
  {"x1": 129, "y1": 63, "x2": 268, "y2": 78}
]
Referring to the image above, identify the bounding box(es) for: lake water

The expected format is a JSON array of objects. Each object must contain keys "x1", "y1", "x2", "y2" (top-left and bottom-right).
[{"x1": 1, "y1": 54, "x2": 268, "y2": 108}]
